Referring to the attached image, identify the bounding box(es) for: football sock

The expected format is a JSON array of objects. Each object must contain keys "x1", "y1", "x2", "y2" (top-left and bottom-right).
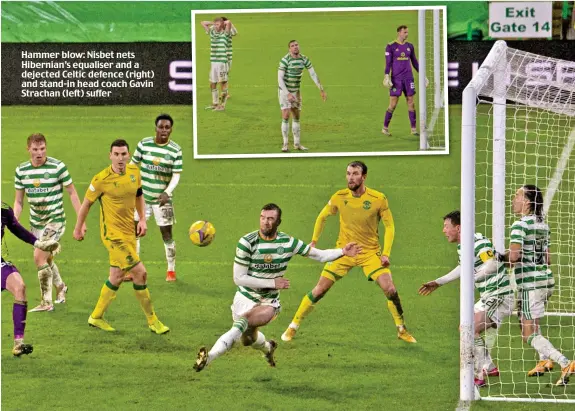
[
  {"x1": 164, "y1": 240, "x2": 176, "y2": 272},
  {"x1": 528, "y1": 333, "x2": 570, "y2": 369},
  {"x1": 91, "y1": 280, "x2": 118, "y2": 319},
  {"x1": 291, "y1": 292, "x2": 318, "y2": 327},
  {"x1": 220, "y1": 87, "x2": 228, "y2": 105},
  {"x1": 292, "y1": 119, "x2": 301, "y2": 145},
  {"x1": 13, "y1": 300, "x2": 27, "y2": 340},
  {"x1": 211, "y1": 89, "x2": 219, "y2": 105},
  {"x1": 207, "y1": 318, "x2": 248, "y2": 364},
  {"x1": 50, "y1": 261, "x2": 63, "y2": 288},
  {"x1": 133, "y1": 284, "x2": 157, "y2": 324},
  {"x1": 474, "y1": 337, "x2": 492, "y2": 377},
  {"x1": 408, "y1": 110, "x2": 416, "y2": 129},
  {"x1": 37, "y1": 264, "x2": 53, "y2": 304},
  {"x1": 384, "y1": 110, "x2": 393, "y2": 128},
  {"x1": 386, "y1": 292, "x2": 405, "y2": 327},
  {"x1": 484, "y1": 326, "x2": 498, "y2": 351},
  {"x1": 251, "y1": 331, "x2": 272, "y2": 354},
  {"x1": 281, "y1": 119, "x2": 289, "y2": 145}
]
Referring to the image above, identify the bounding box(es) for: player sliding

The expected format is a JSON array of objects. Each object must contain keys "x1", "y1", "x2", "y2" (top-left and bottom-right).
[
  {"x1": 278, "y1": 40, "x2": 327, "y2": 153},
  {"x1": 193, "y1": 203, "x2": 361, "y2": 372},
  {"x1": 2, "y1": 202, "x2": 61, "y2": 356},
  {"x1": 418, "y1": 211, "x2": 513, "y2": 387},
  {"x1": 282, "y1": 161, "x2": 416, "y2": 344},
  {"x1": 382, "y1": 25, "x2": 428, "y2": 137},
  {"x1": 201, "y1": 17, "x2": 232, "y2": 111},
  {"x1": 498, "y1": 185, "x2": 574, "y2": 386}
]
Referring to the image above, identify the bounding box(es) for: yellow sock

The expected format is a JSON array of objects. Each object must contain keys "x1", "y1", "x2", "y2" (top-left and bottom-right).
[
  {"x1": 292, "y1": 292, "x2": 317, "y2": 326},
  {"x1": 387, "y1": 293, "x2": 405, "y2": 327},
  {"x1": 91, "y1": 281, "x2": 118, "y2": 319},
  {"x1": 133, "y1": 285, "x2": 157, "y2": 325}
]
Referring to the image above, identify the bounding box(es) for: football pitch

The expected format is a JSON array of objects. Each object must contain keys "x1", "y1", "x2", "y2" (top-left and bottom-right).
[
  {"x1": 1, "y1": 105, "x2": 573, "y2": 410},
  {"x1": 194, "y1": 10, "x2": 439, "y2": 155}
]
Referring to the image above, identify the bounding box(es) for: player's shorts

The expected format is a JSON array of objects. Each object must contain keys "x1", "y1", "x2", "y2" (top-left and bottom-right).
[
  {"x1": 230, "y1": 291, "x2": 281, "y2": 322},
  {"x1": 31, "y1": 221, "x2": 65, "y2": 242},
  {"x1": 390, "y1": 77, "x2": 416, "y2": 97},
  {"x1": 209, "y1": 62, "x2": 229, "y2": 83},
  {"x1": 1, "y1": 259, "x2": 19, "y2": 291},
  {"x1": 517, "y1": 287, "x2": 554, "y2": 320},
  {"x1": 134, "y1": 203, "x2": 175, "y2": 227},
  {"x1": 103, "y1": 237, "x2": 140, "y2": 271},
  {"x1": 321, "y1": 251, "x2": 390, "y2": 282},
  {"x1": 278, "y1": 89, "x2": 302, "y2": 110},
  {"x1": 474, "y1": 294, "x2": 514, "y2": 327}
]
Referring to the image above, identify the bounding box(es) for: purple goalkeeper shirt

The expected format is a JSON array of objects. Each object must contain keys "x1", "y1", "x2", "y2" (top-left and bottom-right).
[
  {"x1": 385, "y1": 41, "x2": 419, "y2": 80},
  {"x1": 1, "y1": 202, "x2": 37, "y2": 246}
]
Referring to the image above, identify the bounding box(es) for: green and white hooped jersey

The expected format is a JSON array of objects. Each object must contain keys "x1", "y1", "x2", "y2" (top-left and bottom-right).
[
  {"x1": 14, "y1": 157, "x2": 72, "y2": 230},
  {"x1": 209, "y1": 27, "x2": 230, "y2": 63},
  {"x1": 131, "y1": 137, "x2": 183, "y2": 205},
  {"x1": 235, "y1": 230, "x2": 311, "y2": 302},
  {"x1": 510, "y1": 215, "x2": 554, "y2": 291},
  {"x1": 457, "y1": 233, "x2": 513, "y2": 300},
  {"x1": 278, "y1": 53, "x2": 313, "y2": 93}
]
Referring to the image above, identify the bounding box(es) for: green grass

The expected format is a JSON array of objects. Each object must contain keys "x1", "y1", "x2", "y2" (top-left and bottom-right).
[
  {"x1": 194, "y1": 11, "x2": 439, "y2": 155},
  {"x1": 1, "y1": 105, "x2": 573, "y2": 410}
]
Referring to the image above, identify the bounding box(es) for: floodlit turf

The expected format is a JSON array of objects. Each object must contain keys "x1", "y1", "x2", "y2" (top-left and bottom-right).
[
  {"x1": 193, "y1": 10, "x2": 445, "y2": 155},
  {"x1": 1, "y1": 105, "x2": 573, "y2": 410}
]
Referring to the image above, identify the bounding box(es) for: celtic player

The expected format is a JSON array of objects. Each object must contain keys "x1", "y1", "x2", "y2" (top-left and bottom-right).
[
  {"x1": 498, "y1": 186, "x2": 574, "y2": 386},
  {"x1": 193, "y1": 203, "x2": 360, "y2": 372},
  {"x1": 419, "y1": 211, "x2": 514, "y2": 387},
  {"x1": 201, "y1": 17, "x2": 232, "y2": 111},
  {"x1": 131, "y1": 114, "x2": 182, "y2": 282},
  {"x1": 278, "y1": 40, "x2": 327, "y2": 152},
  {"x1": 14, "y1": 133, "x2": 84, "y2": 312},
  {"x1": 282, "y1": 161, "x2": 416, "y2": 344}
]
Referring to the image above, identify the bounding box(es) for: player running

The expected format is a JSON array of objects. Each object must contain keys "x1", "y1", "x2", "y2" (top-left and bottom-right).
[
  {"x1": 131, "y1": 114, "x2": 183, "y2": 282},
  {"x1": 282, "y1": 161, "x2": 416, "y2": 344},
  {"x1": 201, "y1": 17, "x2": 232, "y2": 111},
  {"x1": 278, "y1": 40, "x2": 327, "y2": 153},
  {"x1": 382, "y1": 25, "x2": 428, "y2": 137},
  {"x1": 193, "y1": 203, "x2": 361, "y2": 372},
  {"x1": 14, "y1": 133, "x2": 84, "y2": 312}
]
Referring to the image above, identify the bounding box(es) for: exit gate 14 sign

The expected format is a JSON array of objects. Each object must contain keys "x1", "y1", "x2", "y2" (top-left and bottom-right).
[{"x1": 489, "y1": 2, "x2": 553, "y2": 38}]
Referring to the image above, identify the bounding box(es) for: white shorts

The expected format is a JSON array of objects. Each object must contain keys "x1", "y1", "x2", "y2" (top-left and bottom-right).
[
  {"x1": 209, "y1": 62, "x2": 229, "y2": 83},
  {"x1": 230, "y1": 291, "x2": 281, "y2": 322},
  {"x1": 278, "y1": 89, "x2": 302, "y2": 110},
  {"x1": 474, "y1": 294, "x2": 514, "y2": 327},
  {"x1": 517, "y1": 287, "x2": 554, "y2": 320},
  {"x1": 31, "y1": 221, "x2": 66, "y2": 242},
  {"x1": 134, "y1": 203, "x2": 175, "y2": 227}
]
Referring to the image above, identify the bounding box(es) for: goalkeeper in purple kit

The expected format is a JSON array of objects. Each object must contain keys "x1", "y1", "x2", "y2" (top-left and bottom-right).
[{"x1": 382, "y1": 25, "x2": 428, "y2": 136}]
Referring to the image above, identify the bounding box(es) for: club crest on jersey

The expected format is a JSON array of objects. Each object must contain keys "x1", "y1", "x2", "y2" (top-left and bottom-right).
[
  {"x1": 164, "y1": 154, "x2": 171, "y2": 160},
  {"x1": 277, "y1": 246, "x2": 285, "y2": 254},
  {"x1": 401, "y1": 52, "x2": 406, "y2": 57},
  {"x1": 152, "y1": 157, "x2": 161, "y2": 166},
  {"x1": 264, "y1": 255, "x2": 273, "y2": 263},
  {"x1": 130, "y1": 175, "x2": 136, "y2": 182},
  {"x1": 43, "y1": 172, "x2": 50, "y2": 179},
  {"x1": 363, "y1": 201, "x2": 371, "y2": 210},
  {"x1": 33, "y1": 179, "x2": 41, "y2": 188}
]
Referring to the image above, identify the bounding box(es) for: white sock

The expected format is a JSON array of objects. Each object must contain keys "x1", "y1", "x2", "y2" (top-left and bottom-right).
[
  {"x1": 529, "y1": 334, "x2": 569, "y2": 368},
  {"x1": 207, "y1": 318, "x2": 247, "y2": 365},
  {"x1": 251, "y1": 331, "x2": 271, "y2": 354},
  {"x1": 50, "y1": 261, "x2": 63, "y2": 288},
  {"x1": 37, "y1": 264, "x2": 53, "y2": 304},
  {"x1": 164, "y1": 240, "x2": 176, "y2": 272},
  {"x1": 484, "y1": 326, "x2": 498, "y2": 351},
  {"x1": 292, "y1": 119, "x2": 301, "y2": 145},
  {"x1": 281, "y1": 120, "x2": 289, "y2": 145},
  {"x1": 474, "y1": 337, "x2": 490, "y2": 378},
  {"x1": 289, "y1": 322, "x2": 299, "y2": 330},
  {"x1": 211, "y1": 89, "x2": 219, "y2": 105},
  {"x1": 220, "y1": 87, "x2": 228, "y2": 105}
]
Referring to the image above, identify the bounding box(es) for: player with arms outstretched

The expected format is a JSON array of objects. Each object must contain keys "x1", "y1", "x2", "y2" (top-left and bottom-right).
[
  {"x1": 193, "y1": 203, "x2": 361, "y2": 372},
  {"x1": 14, "y1": 133, "x2": 84, "y2": 312},
  {"x1": 73, "y1": 139, "x2": 169, "y2": 334},
  {"x1": 201, "y1": 17, "x2": 232, "y2": 111},
  {"x1": 2, "y1": 202, "x2": 61, "y2": 356},
  {"x1": 282, "y1": 161, "x2": 416, "y2": 343},
  {"x1": 419, "y1": 210, "x2": 514, "y2": 387},
  {"x1": 131, "y1": 114, "x2": 183, "y2": 282},
  {"x1": 498, "y1": 185, "x2": 574, "y2": 386},
  {"x1": 278, "y1": 40, "x2": 327, "y2": 153},
  {"x1": 382, "y1": 25, "x2": 427, "y2": 136}
]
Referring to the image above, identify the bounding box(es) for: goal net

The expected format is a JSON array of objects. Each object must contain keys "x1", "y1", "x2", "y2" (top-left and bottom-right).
[{"x1": 461, "y1": 40, "x2": 575, "y2": 403}]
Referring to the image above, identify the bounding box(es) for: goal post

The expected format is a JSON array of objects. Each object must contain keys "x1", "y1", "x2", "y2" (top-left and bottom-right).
[{"x1": 461, "y1": 40, "x2": 575, "y2": 403}]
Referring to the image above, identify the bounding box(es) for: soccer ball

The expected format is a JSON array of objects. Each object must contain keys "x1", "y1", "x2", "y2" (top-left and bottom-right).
[{"x1": 189, "y1": 220, "x2": 216, "y2": 247}]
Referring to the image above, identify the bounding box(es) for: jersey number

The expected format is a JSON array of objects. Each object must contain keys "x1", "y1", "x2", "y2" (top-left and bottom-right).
[
  {"x1": 535, "y1": 239, "x2": 546, "y2": 265},
  {"x1": 162, "y1": 207, "x2": 174, "y2": 220},
  {"x1": 42, "y1": 227, "x2": 58, "y2": 240},
  {"x1": 410, "y1": 82, "x2": 415, "y2": 89}
]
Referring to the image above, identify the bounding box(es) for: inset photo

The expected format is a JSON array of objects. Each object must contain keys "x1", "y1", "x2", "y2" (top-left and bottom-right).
[{"x1": 191, "y1": 6, "x2": 448, "y2": 159}]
